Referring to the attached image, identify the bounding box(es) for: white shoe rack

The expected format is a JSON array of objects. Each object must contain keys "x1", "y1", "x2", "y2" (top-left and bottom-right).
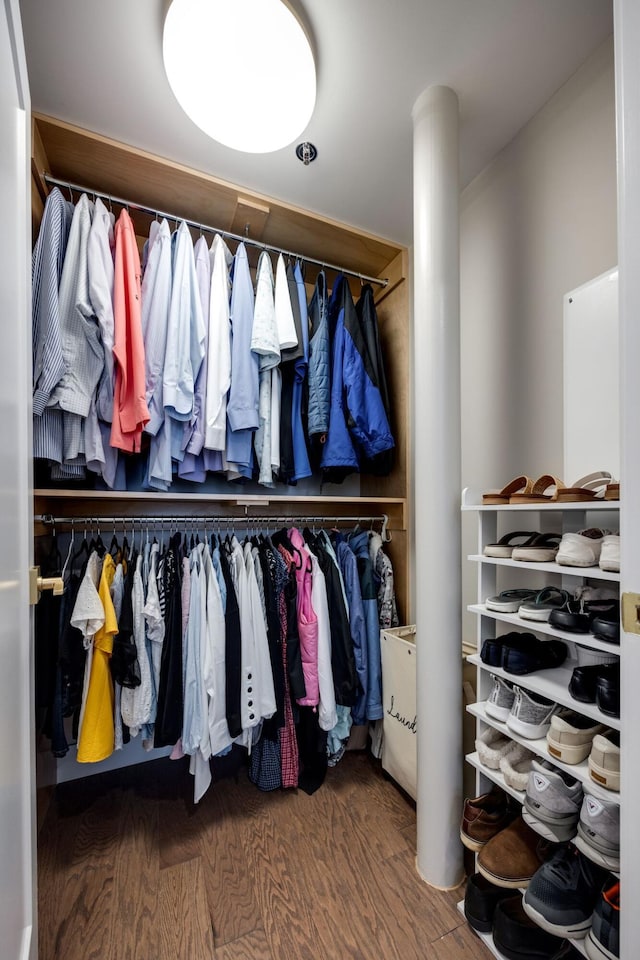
[{"x1": 459, "y1": 488, "x2": 621, "y2": 960}]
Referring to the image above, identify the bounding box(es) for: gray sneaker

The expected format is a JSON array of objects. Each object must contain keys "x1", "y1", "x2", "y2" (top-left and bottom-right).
[
  {"x1": 485, "y1": 674, "x2": 516, "y2": 722},
  {"x1": 506, "y1": 687, "x2": 559, "y2": 739},
  {"x1": 522, "y1": 759, "x2": 583, "y2": 842},
  {"x1": 573, "y1": 787, "x2": 620, "y2": 871}
]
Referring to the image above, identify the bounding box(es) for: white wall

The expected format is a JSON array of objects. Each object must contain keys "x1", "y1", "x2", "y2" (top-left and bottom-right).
[{"x1": 460, "y1": 36, "x2": 617, "y2": 642}]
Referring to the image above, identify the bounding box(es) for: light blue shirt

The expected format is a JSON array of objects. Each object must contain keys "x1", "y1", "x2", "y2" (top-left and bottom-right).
[{"x1": 226, "y1": 242, "x2": 259, "y2": 468}]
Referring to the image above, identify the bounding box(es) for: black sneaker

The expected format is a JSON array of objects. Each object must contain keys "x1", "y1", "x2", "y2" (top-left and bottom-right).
[
  {"x1": 522, "y1": 845, "x2": 608, "y2": 938},
  {"x1": 585, "y1": 880, "x2": 619, "y2": 960},
  {"x1": 463, "y1": 872, "x2": 513, "y2": 933},
  {"x1": 492, "y1": 895, "x2": 572, "y2": 960}
]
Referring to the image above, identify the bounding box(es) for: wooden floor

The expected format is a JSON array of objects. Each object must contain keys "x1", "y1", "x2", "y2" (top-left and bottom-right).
[{"x1": 37, "y1": 751, "x2": 485, "y2": 960}]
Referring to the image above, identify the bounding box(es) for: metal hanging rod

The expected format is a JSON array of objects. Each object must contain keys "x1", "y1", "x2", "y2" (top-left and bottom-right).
[
  {"x1": 43, "y1": 173, "x2": 389, "y2": 288},
  {"x1": 36, "y1": 512, "x2": 391, "y2": 540}
]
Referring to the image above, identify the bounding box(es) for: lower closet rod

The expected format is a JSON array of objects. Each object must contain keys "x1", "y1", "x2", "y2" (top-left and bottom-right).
[
  {"x1": 36, "y1": 513, "x2": 390, "y2": 530},
  {"x1": 43, "y1": 173, "x2": 389, "y2": 288}
]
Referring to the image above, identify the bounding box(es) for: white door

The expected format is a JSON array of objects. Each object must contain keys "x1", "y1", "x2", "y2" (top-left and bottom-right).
[
  {"x1": 615, "y1": 2, "x2": 640, "y2": 958},
  {"x1": 0, "y1": 2, "x2": 36, "y2": 959}
]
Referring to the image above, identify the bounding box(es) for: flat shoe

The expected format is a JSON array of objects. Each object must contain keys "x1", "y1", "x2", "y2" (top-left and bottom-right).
[
  {"x1": 554, "y1": 470, "x2": 612, "y2": 502},
  {"x1": 519, "y1": 587, "x2": 571, "y2": 622},
  {"x1": 511, "y1": 532, "x2": 562, "y2": 563},
  {"x1": 482, "y1": 476, "x2": 534, "y2": 505},
  {"x1": 486, "y1": 588, "x2": 538, "y2": 612},
  {"x1": 483, "y1": 532, "x2": 538, "y2": 559},
  {"x1": 509, "y1": 474, "x2": 565, "y2": 504}
]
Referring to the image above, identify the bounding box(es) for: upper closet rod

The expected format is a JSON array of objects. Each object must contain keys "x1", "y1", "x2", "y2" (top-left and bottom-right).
[{"x1": 43, "y1": 173, "x2": 389, "y2": 288}]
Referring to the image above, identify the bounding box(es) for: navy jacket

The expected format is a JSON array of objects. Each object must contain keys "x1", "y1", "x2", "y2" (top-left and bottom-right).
[{"x1": 321, "y1": 275, "x2": 395, "y2": 482}]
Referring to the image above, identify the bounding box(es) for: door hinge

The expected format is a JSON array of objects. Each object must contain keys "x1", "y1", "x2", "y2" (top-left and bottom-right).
[
  {"x1": 621, "y1": 591, "x2": 640, "y2": 635},
  {"x1": 29, "y1": 566, "x2": 64, "y2": 606}
]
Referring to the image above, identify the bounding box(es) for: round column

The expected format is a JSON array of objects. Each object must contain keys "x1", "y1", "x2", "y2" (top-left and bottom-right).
[{"x1": 412, "y1": 85, "x2": 463, "y2": 889}]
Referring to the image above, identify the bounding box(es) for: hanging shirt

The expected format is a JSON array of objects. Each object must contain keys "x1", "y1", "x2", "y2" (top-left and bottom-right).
[
  {"x1": 50, "y1": 193, "x2": 103, "y2": 466},
  {"x1": 163, "y1": 221, "x2": 206, "y2": 445},
  {"x1": 141, "y1": 219, "x2": 172, "y2": 436},
  {"x1": 87, "y1": 196, "x2": 119, "y2": 488},
  {"x1": 226, "y1": 243, "x2": 259, "y2": 470},
  {"x1": 307, "y1": 549, "x2": 337, "y2": 732},
  {"x1": 179, "y1": 234, "x2": 212, "y2": 482},
  {"x1": 252, "y1": 251, "x2": 280, "y2": 487},
  {"x1": 204, "y1": 542, "x2": 231, "y2": 757},
  {"x1": 121, "y1": 554, "x2": 153, "y2": 735},
  {"x1": 274, "y1": 253, "x2": 298, "y2": 350},
  {"x1": 77, "y1": 553, "x2": 118, "y2": 763},
  {"x1": 111, "y1": 208, "x2": 150, "y2": 452},
  {"x1": 204, "y1": 235, "x2": 232, "y2": 452},
  {"x1": 291, "y1": 262, "x2": 312, "y2": 481},
  {"x1": 32, "y1": 187, "x2": 74, "y2": 467}
]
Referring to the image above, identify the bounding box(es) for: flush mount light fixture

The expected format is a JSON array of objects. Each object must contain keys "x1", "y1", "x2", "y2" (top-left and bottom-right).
[{"x1": 163, "y1": 0, "x2": 316, "y2": 154}]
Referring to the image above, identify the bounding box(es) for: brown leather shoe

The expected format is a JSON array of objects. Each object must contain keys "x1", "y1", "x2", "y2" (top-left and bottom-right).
[
  {"x1": 477, "y1": 816, "x2": 552, "y2": 888},
  {"x1": 460, "y1": 788, "x2": 515, "y2": 852}
]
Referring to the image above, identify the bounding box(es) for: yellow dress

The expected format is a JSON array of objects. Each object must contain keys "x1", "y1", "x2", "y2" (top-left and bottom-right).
[{"x1": 77, "y1": 553, "x2": 118, "y2": 763}]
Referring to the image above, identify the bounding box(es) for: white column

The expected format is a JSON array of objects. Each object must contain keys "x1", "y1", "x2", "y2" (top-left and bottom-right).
[{"x1": 412, "y1": 85, "x2": 463, "y2": 889}]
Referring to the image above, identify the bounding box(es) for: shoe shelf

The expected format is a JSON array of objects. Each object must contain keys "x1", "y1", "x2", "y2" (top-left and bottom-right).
[
  {"x1": 465, "y1": 750, "x2": 526, "y2": 805},
  {"x1": 467, "y1": 655, "x2": 621, "y2": 732},
  {"x1": 467, "y1": 701, "x2": 620, "y2": 805},
  {"x1": 462, "y1": 487, "x2": 619, "y2": 514},
  {"x1": 468, "y1": 604, "x2": 620, "y2": 657},
  {"x1": 468, "y1": 555, "x2": 619, "y2": 582}
]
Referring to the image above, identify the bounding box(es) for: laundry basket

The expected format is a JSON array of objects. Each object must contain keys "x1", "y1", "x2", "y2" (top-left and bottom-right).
[{"x1": 380, "y1": 625, "x2": 417, "y2": 800}]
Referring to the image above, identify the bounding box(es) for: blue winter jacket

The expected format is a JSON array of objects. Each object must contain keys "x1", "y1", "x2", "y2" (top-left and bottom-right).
[{"x1": 321, "y1": 275, "x2": 395, "y2": 481}]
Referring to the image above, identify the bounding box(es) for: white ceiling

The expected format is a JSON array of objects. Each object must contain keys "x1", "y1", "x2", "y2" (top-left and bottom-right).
[{"x1": 19, "y1": 0, "x2": 612, "y2": 247}]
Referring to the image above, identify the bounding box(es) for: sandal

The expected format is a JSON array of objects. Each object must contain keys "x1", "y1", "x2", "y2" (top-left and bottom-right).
[
  {"x1": 511, "y1": 532, "x2": 562, "y2": 563},
  {"x1": 509, "y1": 474, "x2": 565, "y2": 503},
  {"x1": 554, "y1": 471, "x2": 612, "y2": 502},
  {"x1": 518, "y1": 587, "x2": 571, "y2": 622},
  {"x1": 485, "y1": 588, "x2": 538, "y2": 612},
  {"x1": 483, "y1": 531, "x2": 537, "y2": 559},
  {"x1": 482, "y1": 476, "x2": 533, "y2": 505}
]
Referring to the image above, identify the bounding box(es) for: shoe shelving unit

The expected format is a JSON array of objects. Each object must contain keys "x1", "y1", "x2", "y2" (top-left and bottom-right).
[{"x1": 459, "y1": 487, "x2": 621, "y2": 960}]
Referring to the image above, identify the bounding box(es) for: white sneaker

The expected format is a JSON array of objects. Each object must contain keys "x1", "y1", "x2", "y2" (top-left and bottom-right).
[
  {"x1": 599, "y1": 534, "x2": 620, "y2": 573},
  {"x1": 556, "y1": 528, "x2": 611, "y2": 568}
]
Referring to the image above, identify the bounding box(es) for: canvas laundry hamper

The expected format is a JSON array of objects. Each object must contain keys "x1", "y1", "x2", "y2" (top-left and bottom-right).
[{"x1": 380, "y1": 625, "x2": 417, "y2": 799}]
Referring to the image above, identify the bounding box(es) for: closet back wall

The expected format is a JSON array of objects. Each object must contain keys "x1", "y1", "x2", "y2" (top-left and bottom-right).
[{"x1": 459, "y1": 36, "x2": 617, "y2": 644}]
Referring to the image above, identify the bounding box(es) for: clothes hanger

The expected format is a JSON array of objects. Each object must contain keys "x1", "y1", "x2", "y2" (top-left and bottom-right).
[{"x1": 61, "y1": 518, "x2": 75, "y2": 580}]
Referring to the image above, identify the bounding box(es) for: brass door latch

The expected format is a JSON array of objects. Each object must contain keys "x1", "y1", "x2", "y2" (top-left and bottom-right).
[
  {"x1": 621, "y1": 592, "x2": 640, "y2": 635},
  {"x1": 29, "y1": 566, "x2": 64, "y2": 606}
]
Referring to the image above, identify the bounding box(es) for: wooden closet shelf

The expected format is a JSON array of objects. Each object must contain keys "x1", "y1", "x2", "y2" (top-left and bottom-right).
[{"x1": 33, "y1": 490, "x2": 407, "y2": 528}]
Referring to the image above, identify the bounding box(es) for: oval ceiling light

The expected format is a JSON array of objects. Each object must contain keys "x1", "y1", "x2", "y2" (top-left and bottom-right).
[{"x1": 163, "y1": 0, "x2": 316, "y2": 154}]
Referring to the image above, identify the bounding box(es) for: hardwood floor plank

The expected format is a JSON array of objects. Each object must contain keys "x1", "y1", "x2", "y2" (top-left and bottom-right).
[
  {"x1": 198, "y1": 779, "x2": 264, "y2": 948},
  {"x1": 110, "y1": 784, "x2": 160, "y2": 960},
  {"x1": 159, "y1": 858, "x2": 214, "y2": 960},
  {"x1": 213, "y1": 927, "x2": 273, "y2": 960},
  {"x1": 429, "y1": 922, "x2": 493, "y2": 959},
  {"x1": 240, "y1": 790, "x2": 320, "y2": 960},
  {"x1": 371, "y1": 853, "x2": 467, "y2": 951}
]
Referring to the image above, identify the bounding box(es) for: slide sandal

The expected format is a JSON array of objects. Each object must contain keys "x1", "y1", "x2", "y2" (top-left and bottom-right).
[
  {"x1": 482, "y1": 476, "x2": 533, "y2": 505},
  {"x1": 511, "y1": 532, "x2": 562, "y2": 562},
  {"x1": 483, "y1": 531, "x2": 537, "y2": 558},
  {"x1": 519, "y1": 587, "x2": 571, "y2": 622},
  {"x1": 485, "y1": 588, "x2": 538, "y2": 612},
  {"x1": 509, "y1": 474, "x2": 565, "y2": 503},
  {"x1": 554, "y1": 471, "x2": 612, "y2": 502}
]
